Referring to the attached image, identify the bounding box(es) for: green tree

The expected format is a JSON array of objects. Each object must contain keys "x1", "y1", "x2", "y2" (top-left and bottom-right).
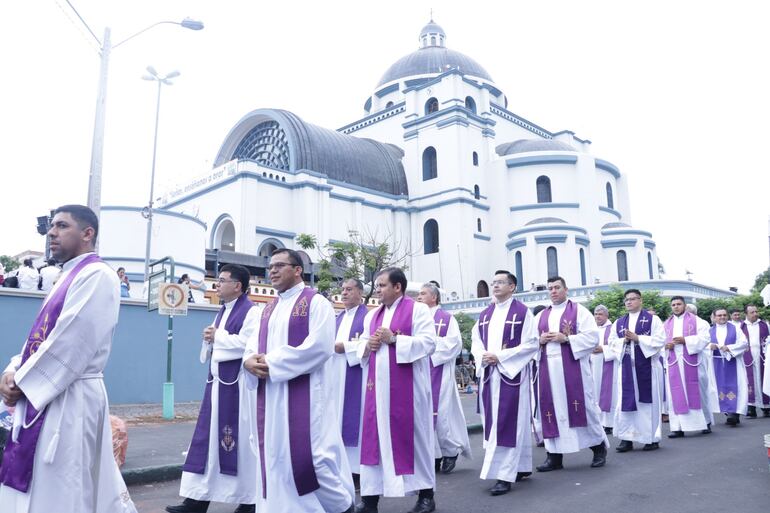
[
  {"x1": 586, "y1": 286, "x2": 671, "y2": 322},
  {"x1": 751, "y1": 266, "x2": 770, "y2": 294},
  {"x1": 0, "y1": 255, "x2": 19, "y2": 273},
  {"x1": 454, "y1": 312, "x2": 475, "y2": 351}
]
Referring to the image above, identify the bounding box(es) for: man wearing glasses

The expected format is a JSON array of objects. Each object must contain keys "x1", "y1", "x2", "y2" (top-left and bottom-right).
[
  {"x1": 607, "y1": 289, "x2": 666, "y2": 452},
  {"x1": 169, "y1": 264, "x2": 259, "y2": 513}
]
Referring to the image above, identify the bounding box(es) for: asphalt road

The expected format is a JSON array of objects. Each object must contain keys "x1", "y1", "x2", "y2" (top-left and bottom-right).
[{"x1": 129, "y1": 415, "x2": 770, "y2": 513}]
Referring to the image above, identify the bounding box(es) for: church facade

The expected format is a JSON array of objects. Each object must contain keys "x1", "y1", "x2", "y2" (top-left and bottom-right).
[{"x1": 157, "y1": 20, "x2": 660, "y2": 301}]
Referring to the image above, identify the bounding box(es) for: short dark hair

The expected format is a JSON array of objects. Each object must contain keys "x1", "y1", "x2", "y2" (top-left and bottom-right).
[
  {"x1": 379, "y1": 266, "x2": 407, "y2": 294},
  {"x1": 47, "y1": 258, "x2": 57, "y2": 266},
  {"x1": 220, "y1": 264, "x2": 250, "y2": 294},
  {"x1": 343, "y1": 278, "x2": 364, "y2": 291},
  {"x1": 713, "y1": 307, "x2": 728, "y2": 316},
  {"x1": 744, "y1": 304, "x2": 758, "y2": 313},
  {"x1": 624, "y1": 288, "x2": 642, "y2": 298},
  {"x1": 271, "y1": 248, "x2": 303, "y2": 268},
  {"x1": 53, "y1": 204, "x2": 99, "y2": 244},
  {"x1": 117, "y1": 267, "x2": 125, "y2": 273},
  {"x1": 23, "y1": 258, "x2": 33, "y2": 267},
  {"x1": 670, "y1": 295, "x2": 685, "y2": 304},
  {"x1": 729, "y1": 308, "x2": 741, "y2": 315},
  {"x1": 547, "y1": 276, "x2": 566, "y2": 288},
  {"x1": 494, "y1": 270, "x2": 517, "y2": 287},
  {"x1": 429, "y1": 280, "x2": 441, "y2": 288}
]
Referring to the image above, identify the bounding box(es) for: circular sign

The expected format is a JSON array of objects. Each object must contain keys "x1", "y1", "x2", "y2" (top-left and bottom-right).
[{"x1": 162, "y1": 284, "x2": 186, "y2": 308}]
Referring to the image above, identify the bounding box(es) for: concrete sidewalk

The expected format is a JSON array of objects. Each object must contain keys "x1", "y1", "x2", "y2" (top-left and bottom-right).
[{"x1": 118, "y1": 386, "x2": 482, "y2": 485}]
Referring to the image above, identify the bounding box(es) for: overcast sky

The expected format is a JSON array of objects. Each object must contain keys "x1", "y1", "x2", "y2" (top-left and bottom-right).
[{"x1": 2, "y1": 0, "x2": 768, "y2": 292}]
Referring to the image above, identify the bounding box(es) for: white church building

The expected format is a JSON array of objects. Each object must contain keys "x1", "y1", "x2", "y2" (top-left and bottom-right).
[{"x1": 103, "y1": 20, "x2": 734, "y2": 306}]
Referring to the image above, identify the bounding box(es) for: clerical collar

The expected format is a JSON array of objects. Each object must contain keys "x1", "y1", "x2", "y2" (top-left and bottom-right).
[
  {"x1": 223, "y1": 296, "x2": 239, "y2": 309},
  {"x1": 429, "y1": 305, "x2": 439, "y2": 313},
  {"x1": 715, "y1": 323, "x2": 727, "y2": 329},
  {"x1": 345, "y1": 304, "x2": 361, "y2": 315},
  {"x1": 495, "y1": 296, "x2": 513, "y2": 309},
  {"x1": 279, "y1": 281, "x2": 305, "y2": 299},
  {"x1": 386, "y1": 295, "x2": 403, "y2": 311},
  {"x1": 62, "y1": 251, "x2": 95, "y2": 272},
  {"x1": 746, "y1": 319, "x2": 761, "y2": 326},
  {"x1": 551, "y1": 300, "x2": 567, "y2": 309}
]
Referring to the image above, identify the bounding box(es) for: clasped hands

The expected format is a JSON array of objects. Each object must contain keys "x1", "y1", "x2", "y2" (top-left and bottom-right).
[
  {"x1": 665, "y1": 336, "x2": 686, "y2": 350},
  {"x1": 539, "y1": 331, "x2": 568, "y2": 345},
  {"x1": 367, "y1": 327, "x2": 396, "y2": 353},
  {"x1": 709, "y1": 343, "x2": 731, "y2": 353},
  {"x1": 244, "y1": 354, "x2": 270, "y2": 378},
  {"x1": 203, "y1": 326, "x2": 216, "y2": 343},
  {"x1": 0, "y1": 371, "x2": 23, "y2": 407}
]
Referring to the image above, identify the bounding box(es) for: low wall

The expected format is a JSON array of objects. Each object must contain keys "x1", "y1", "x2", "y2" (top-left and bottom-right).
[{"x1": 0, "y1": 289, "x2": 221, "y2": 404}]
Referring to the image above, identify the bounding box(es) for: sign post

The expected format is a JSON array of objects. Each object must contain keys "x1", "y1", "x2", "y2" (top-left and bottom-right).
[{"x1": 148, "y1": 257, "x2": 178, "y2": 420}]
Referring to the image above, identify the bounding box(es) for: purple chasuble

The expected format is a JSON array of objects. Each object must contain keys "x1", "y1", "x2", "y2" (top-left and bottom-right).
[
  {"x1": 740, "y1": 322, "x2": 770, "y2": 404},
  {"x1": 711, "y1": 324, "x2": 739, "y2": 413},
  {"x1": 335, "y1": 304, "x2": 368, "y2": 447},
  {"x1": 430, "y1": 308, "x2": 452, "y2": 428},
  {"x1": 255, "y1": 287, "x2": 320, "y2": 499},
  {"x1": 360, "y1": 296, "x2": 416, "y2": 475},
  {"x1": 598, "y1": 324, "x2": 615, "y2": 413},
  {"x1": 478, "y1": 299, "x2": 528, "y2": 447},
  {"x1": 183, "y1": 292, "x2": 254, "y2": 476},
  {"x1": 0, "y1": 254, "x2": 102, "y2": 493},
  {"x1": 616, "y1": 310, "x2": 654, "y2": 411},
  {"x1": 662, "y1": 313, "x2": 702, "y2": 415}
]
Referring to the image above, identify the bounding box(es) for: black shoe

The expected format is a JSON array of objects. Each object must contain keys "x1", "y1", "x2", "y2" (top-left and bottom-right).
[
  {"x1": 434, "y1": 458, "x2": 442, "y2": 472},
  {"x1": 440, "y1": 455, "x2": 457, "y2": 474},
  {"x1": 408, "y1": 497, "x2": 436, "y2": 513},
  {"x1": 590, "y1": 443, "x2": 607, "y2": 468},
  {"x1": 642, "y1": 442, "x2": 659, "y2": 451},
  {"x1": 726, "y1": 414, "x2": 739, "y2": 426},
  {"x1": 616, "y1": 440, "x2": 633, "y2": 453},
  {"x1": 233, "y1": 506, "x2": 255, "y2": 513},
  {"x1": 661, "y1": 414, "x2": 669, "y2": 423},
  {"x1": 536, "y1": 452, "x2": 563, "y2": 472},
  {"x1": 701, "y1": 424, "x2": 712, "y2": 434},
  {"x1": 762, "y1": 408, "x2": 770, "y2": 418},
  {"x1": 667, "y1": 430, "x2": 684, "y2": 439},
  {"x1": 341, "y1": 505, "x2": 355, "y2": 513},
  {"x1": 536, "y1": 441, "x2": 545, "y2": 447},
  {"x1": 603, "y1": 426, "x2": 613, "y2": 435},
  {"x1": 489, "y1": 480, "x2": 512, "y2": 496},
  {"x1": 166, "y1": 498, "x2": 210, "y2": 513},
  {"x1": 354, "y1": 503, "x2": 378, "y2": 513},
  {"x1": 747, "y1": 406, "x2": 757, "y2": 418},
  {"x1": 516, "y1": 471, "x2": 532, "y2": 481}
]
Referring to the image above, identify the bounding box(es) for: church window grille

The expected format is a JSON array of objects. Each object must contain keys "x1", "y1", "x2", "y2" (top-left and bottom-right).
[
  {"x1": 474, "y1": 184, "x2": 480, "y2": 199},
  {"x1": 425, "y1": 97, "x2": 439, "y2": 115},
  {"x1": 536, "y1": 175, "x2": 552, "y2": 203},
  {"x1": 617, "y1": 250, "x2": 629, "y2": 281},
  {"x1": 515, "y1": 251, "x2": 524, "y2": 292},
  {"x1": 423, "y1": 219, "x2": 439, "y2": 254},
  {"x1": 465, "y1": 96, "x2": 476, "y2": 114},
  {"x1": 422, "y1": 147, "x2": 438, "y2": 181},
  {"x1": 647, "y1": 252, "x2": 654, "y2": 279},
  {"x1": 232, "y1": 120, "x2": 290, "y2": 171},
  {"x1": 579, "y1": 248, "x2": 587, "y2": 286},
  {"x1": 546, "y1": 246, "x2": 559, "y2": 278},
  {"x1": 606, "y1": 182, "x2": 614, "y2": 209},
  {"x1": 472, "y1": 151, "x2": 479, "y2": 166}
]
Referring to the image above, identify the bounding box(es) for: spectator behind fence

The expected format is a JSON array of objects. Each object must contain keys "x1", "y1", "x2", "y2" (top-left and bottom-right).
[
  {"x1": 38, "y1": 259, "x2": 60, "y2": 292},
  {"x1": 16, "y1": 258, "x2": 39, "y2": 290},
  {"x1": 117, "y1": 267, "x2": 131, "y2": 298}
]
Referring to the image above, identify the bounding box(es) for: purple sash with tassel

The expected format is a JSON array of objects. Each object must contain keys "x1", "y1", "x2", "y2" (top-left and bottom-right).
[
  {"x1": 711, "y1": 324, "x2": 739, "y2": 413},
  {"x1": 478, "y1": 299, "x2": 528, "y2": 447},
  {"x1": 256, "y1": 287, "x2": 320, "y2": 498},
  {"x1": 183, "y1": 292, "x2": 254, "y2": 476},
  {"x1": 537, "y1": 301, "x2": 588, "y2": 439},
  {"x1": 663, "y1": 313, "x2": 702, "y2": 415},
  {"x1": 430, "y1": 309, "x2": 452, "y2": 428},
  {"x1": 617, "y1": 310, "x2": 654, "y2": 411},
  {"x1": 598, "y1": 324, "x2": 615, "y2": 412},
  {"x1": 360, "y1": 296, "x2": 415, "y2": 475},
  {"x1": 740, "y1": 321, "x2": 770, "y2": 404},
  {"x1": 335, "y1": 304, "x2": 368, "y2": 447},
  {"x1": 0, "y1": 254, "x2": 102, "y2": 493}
]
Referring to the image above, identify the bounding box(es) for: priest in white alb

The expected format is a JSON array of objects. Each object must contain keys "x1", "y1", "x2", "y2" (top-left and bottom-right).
[
  {"x1": 590, "y1": 305, "x2": 617, "y2": 434},
  {"x1": 471, "y1": 270, "x2": 538, "y2": 497},
  {"x1": 0, "y1": 205, "x2": 136, "y2": 513},
  {"x1": 708, "y1": 307, "x2": 749, "y2": 426},
  {"x1": 243, "y1": 249, "x2": 355, "y2": 513},
  {"x1": 739, "y1": 305, "x2": 770, "y2": 418}
]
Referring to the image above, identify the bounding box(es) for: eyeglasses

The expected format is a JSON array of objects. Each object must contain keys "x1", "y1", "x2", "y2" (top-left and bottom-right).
[
  {"x1": 624, "y1": 296, "x2": 641, "y2": 302},
  {"x1": 217, "y1": 278, "x2": 239, "y2": 284},
  {"x1": 491, "y1": 280, "x2": 512, "y2": 286},
  {"x1": 267, "y1": 262, "x2": 299, "y2": 271}
]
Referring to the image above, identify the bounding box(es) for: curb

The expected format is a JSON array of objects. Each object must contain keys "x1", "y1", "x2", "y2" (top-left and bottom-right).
[{"x1": 122, "y1": 424, "x2": 485, "y2": 486}]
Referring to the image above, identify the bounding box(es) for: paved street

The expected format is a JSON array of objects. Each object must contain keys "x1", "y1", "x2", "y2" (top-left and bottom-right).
[{"x1": 129, "y1": 414, "x2": 770, "y2": 513}]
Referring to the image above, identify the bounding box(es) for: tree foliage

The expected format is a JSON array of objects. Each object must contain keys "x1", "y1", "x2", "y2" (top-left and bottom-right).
[
  {"x1": 751, "y1": 266, "x2": 770, "y2": 294},
  {"x1": 0, "y1": 255, "x2": 19, "y2": 273},
  {"x1": 454, "y1": 312, "x2": 475, "y2": 351},
  {"x1": 585, "y1": 286, "x2": 671, "y2": 322}
]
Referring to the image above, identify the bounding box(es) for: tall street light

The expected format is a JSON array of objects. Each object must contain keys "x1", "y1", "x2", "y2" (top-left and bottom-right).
[
  {"x1": 68, "y1": 5, "x2": 204, "y2": 219},
  {"x1": 141, "y1": 67, "x2": 180, "y2": 281}
]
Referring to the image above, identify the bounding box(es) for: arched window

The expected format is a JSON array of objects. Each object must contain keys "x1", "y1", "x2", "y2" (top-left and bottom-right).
[
  {"x1": 425, "y1": 97, "x2": 439, "y2": 115},
  {"x1": 430, "y1": 36, "x2": 436, "y2": 46},
  {"x1": 465, "y1": 96, "x2": 476, "y2": 114},
  {"x1": 386, "y1": 101, "x2": 394, "y2": 109},
  {"x1": 515, "y1": 251, "x2": 524, "y2": 292},
  {"x1": 579, "y1": 248, "x2": 587, "y2": 286},
  {"x1": 423, "y1": 219, "x2": 439, "y2": 254},
  {"x1": 606, "y1": 182, "x2": 614, "y2": 209},
  {"x1": 546, "y1": 246, "x2": 559, "y2": 278},
  {"x1": 647, "y1": 251, "x2": 654, "y2": 279},
  {"x1": 257, "y1": 238, "x2": 283, "y2": 258},
  {"x1": 473, "y1": 184, "x2": 480, "y2": 199},
  {"x1": 477, "y1": 280, "x2": 490, "y2": 298},
  {"x1": 422, "y1": 147, "x2": 438, "y2": 181},
  {"x1": 536, "y1": 175, "x2": 552, "y2": 203},
  {"x1": 617, "y1": 250, "x2": 629, "y2": 281},
  {"x1": 472, "y1": 151, "x2": 479, "y2": 166},
  {"x1": 214, "y1": 219, "x2": 236, "y2": 251},
  {"x1": 477, "y1": 218, "x2": 482, "y2": 232}
]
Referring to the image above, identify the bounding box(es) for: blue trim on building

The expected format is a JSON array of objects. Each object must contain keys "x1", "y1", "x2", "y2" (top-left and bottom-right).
[
  {"x1": 575, "y1": 236, "x2": 591, "y2": 247},
  {"x1": 535, "y1": 235, "x2": 568, "y2": 244},
  {"x1": 329, "y1": 192, "x2": 366, "y2": 203},
  {"x1": 601, "y1": 229, "x2": 653, "y2": 238},
  {"x1": 489, "y1": 103, "x2": 553, "y2": 138},
  {"x1": 374, "y1": 83, "x2": 399, "y2": 98},
  {"x1": 644, "y1": 240, "x2": 657, "y2": 249},
  {"x1": 403, "y1": 129, "x2": 419, "y2": 140},
  {"x1": 402, "y1": 104, "x2": 496, "y2": 130},
  {"x1": 506, "y1": 155, "x2": 578, "y2": 168},
  {"x1": 508, "y1": 224, "x2": 587, "y2": 239},
  {"x1": 595, "y1": 158, "x2": 621, "y2": 178},
  {"x1": 103, "y1": 206, "x2": 207, "y2": 229},
  {"x1": 482, "y1": 128, "x2": 496, "y2": 138},
  {"x1": 509, "y1": 202, "x2": 579, "y2": 212},
  {"x1": 101, "y1": 256, "x2": 207, "y2": 276},
  {"x1": 440, "y1": 98, "x2": 463, "y2": 105},
  {"x1": 364, "y1": 97, "x2": 372, "y2": 112},
  {"x1": 505, "y1": 238, "x2": 527, "y2": 250},
  {"x1": 404, "y1": 77, "x2": 433, "y2": 88},
  {"x1": 255, "y1": 226, "x2": 296, "y2": 239},
  {"x1": 409, "y1": 187, "x2": 487, "y2": 202},
  {"x1": 326, "y1": 178, "x2": 406, "y2": 201},
  {"x1": 337, "y1": 101, "x2": 406, "y2": 132},
  {"x1": 437, "y1": 116, "x2": 470, "y2": 128},
  {"x1": 598, "y1": 206, "x2": 622, "y2": 219},
  {"x1": 209, "y1": 213, "x2": 233, "y2": 248},
  {"x1": 601, "y1": 239, "x2": 637, "y2": 248},
  {"x1": 473, "y1": 233, "x2": 491, "y2": 241}
]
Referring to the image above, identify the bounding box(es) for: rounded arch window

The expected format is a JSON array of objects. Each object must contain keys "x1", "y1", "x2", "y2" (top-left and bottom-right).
[
  {"x1": 425, "y1": 97, "x2": 439, "y2": 115},
  {"x1": 423, "y1": 219, "x2": 439, "y2": 254},
  {"x1": 546, "y1": 246, "x2": 559, "y2": 278},
  {"x1": 422, "y1": 147, "x2": 438, "y2": 181},
  {"x1": 606, "y1": 182, "x2": 614, "y2": 209},
  {"x1": 214, "y1": 219, "x2": 236, "y2": 251},
  {"x1": 386, "y1": 101, "x2": 394, "y2": 109},
  {"x1": 617, "y1": 250, "x2": 629, "y2": 281},
  {"x1": 477, "y1": 218, "x2": 482, "y2": 232},
  {"x1": 465, "y1": 96, "x2": 476, "y2": 114},
  {"x1": 232, "y1": 119, "x2": 290, "y2": 171},
  {"x1": 472, "y1": 151, "x2": 479, "y2": 166},
  {"x1": 473, "y1": 184, "x2": 480, "y2": 200},
  {"x1": 536, "y1": 175, "x2": 552, "y2": 203}
]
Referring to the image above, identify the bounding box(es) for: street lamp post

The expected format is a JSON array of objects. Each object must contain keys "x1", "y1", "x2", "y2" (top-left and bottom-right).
[{"x1": 141, "y1": 68, "x2": 180, "y2": 281}]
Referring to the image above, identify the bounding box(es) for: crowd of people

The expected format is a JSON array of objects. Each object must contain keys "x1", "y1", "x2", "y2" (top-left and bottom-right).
[
  {"x1": 0, "y1": 258, "x2": 60, "y2": 291},
  {"x1": 1, "y1": 204, "x2": 768, "y2": 513}
]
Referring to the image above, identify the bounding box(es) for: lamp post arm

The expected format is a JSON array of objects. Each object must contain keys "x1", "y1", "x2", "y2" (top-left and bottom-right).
[{"x1": 113, "y1": 21, "x2": 184, "y2": 49}]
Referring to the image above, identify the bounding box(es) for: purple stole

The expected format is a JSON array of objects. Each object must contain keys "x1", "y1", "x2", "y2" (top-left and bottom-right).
[
  {"x1": 616, "y1": 310, "x2": 654, "y2": 411},
  {"x1": 183, "y1": 293, "x2": 254, "y2": 476},
  {"x1": 711, "y1": 324, "x2": 739, "y2": 413},
  {"x1": 598, "y1": 324, "x2": 615, "y2": 413},
  {"x1": 663, "y1": 313, "x2": 702, "y2": 415},
  {"x1": 335, "y1": 304, "x2": 368, "y2": 447},
  {"x1": 430, "y1": 308, "x2": 452, "y2": 428},
  {"x1": 478, "y1": 299, "x2": 528, "y2": 447},
  {"x1": 740, "y1": 321, "x2": 770, "y2": 404},
  {"x1": 537, "y1": 301, "x2": 588, "y2": 439},
  {"x1": 256, "y1": 287, "x2": 319, "y2": 498},
  {"x1": 360, "y1": 296, "x2": 415, "y2": 475},
  {"x1": 0, "y1": 254, "x2": 102, "y2": 493}
]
